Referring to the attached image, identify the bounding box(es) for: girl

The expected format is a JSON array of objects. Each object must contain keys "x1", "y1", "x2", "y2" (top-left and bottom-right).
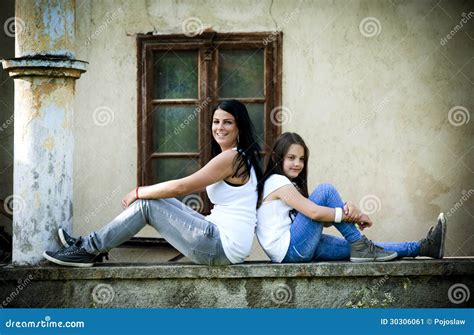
[
  {"x1": 44, "y1": 100, "x2": 263, "y2": 267},
  {"x1": 257, "y1": 132, "x2": 446, "y2": 263}
]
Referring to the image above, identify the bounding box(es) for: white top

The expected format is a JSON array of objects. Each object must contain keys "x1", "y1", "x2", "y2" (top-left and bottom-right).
[
  {"x1": 205, "y1": 156, "x2": 258, "y2": 264},
  {"x1": 256, "y1": 174, "x2": 293, "y2": 262}
]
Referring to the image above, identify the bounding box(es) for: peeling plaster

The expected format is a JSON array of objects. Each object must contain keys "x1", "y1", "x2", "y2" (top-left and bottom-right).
[{"x1": 43, "y1": 136, "x2": 55, "y2": 150}]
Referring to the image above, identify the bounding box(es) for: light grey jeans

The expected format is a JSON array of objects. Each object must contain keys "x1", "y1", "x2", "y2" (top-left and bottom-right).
[{"x1": 82, "y1": 198, "x2": 231, "y2": 266}]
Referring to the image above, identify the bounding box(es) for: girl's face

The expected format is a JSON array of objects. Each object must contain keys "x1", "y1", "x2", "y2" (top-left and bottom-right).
[
  {"x1": 212, "y1": 109, "x2": 239, "y2": 149},
  {"x1": 282, "y1": 144, "x2": 305, "y2": 179}
]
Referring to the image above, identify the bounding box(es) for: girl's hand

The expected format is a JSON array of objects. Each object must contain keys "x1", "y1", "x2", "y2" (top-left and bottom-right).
[
  {"x1": 343, "y1": 201, "x2": 362, "y2": 222},
  {"x1": 121, "y1": 189, "x2": 137, "y2": 209},
  {"x1": 356, "y1": 214, "x2": 373, "y2": 230}
]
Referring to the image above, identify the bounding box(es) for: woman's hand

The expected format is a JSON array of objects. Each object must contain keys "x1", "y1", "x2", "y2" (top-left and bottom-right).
[
  {"x1": 343, "y1": 201, "x2": 362, "y2": 222},
  {"x1": 356, "y1": 214, "x2": 373, "y2": 230},
  {"x1": 121, "y1": 189, "x2": 137, "y2": 209}
]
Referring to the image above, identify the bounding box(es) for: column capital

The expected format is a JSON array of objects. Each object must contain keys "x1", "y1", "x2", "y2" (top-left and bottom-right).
[{"x1": 2, "y1": 56, "x2": 88, "y2": 79}]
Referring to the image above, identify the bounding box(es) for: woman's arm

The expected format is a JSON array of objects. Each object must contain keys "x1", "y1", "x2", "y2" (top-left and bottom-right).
[
  {"x1": 121, "y1": 150, "x2": 237, "y2": 207},
  {"x1": 270, "y1": 184, "x2": 353, "y2": 223}
]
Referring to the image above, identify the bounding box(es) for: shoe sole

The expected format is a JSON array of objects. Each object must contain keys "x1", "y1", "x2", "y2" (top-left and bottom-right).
[
  {"x1": 58, "y1": 228, "x2": 71, "y2": 248},
  {"x1": 43, "y1": 251, "x2": 94, "y2": 268},
  {"x1": 437, "y1": 212, "x2": 447, "y2": 259},
  {"x1": 350, "y1": 251, "x2": 398, "y2": 263}
]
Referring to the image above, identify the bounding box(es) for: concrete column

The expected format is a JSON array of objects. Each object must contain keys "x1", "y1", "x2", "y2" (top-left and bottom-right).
[{"x1": 1, "y1": 0, "x2": 87, "y2": 265}]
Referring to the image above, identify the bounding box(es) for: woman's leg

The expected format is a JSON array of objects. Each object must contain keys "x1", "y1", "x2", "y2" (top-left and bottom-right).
[
  {"x1": 82, "y1": 198, "x2": 229, "y2": 265},
  {"x1": 282, "y1": 183, "x2": 360, "y2": 262}
]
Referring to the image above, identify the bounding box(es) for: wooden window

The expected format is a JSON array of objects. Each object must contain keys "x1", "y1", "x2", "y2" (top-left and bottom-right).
[{"x1": 137, "y1": 32, "x2": 282, "y2": 214}]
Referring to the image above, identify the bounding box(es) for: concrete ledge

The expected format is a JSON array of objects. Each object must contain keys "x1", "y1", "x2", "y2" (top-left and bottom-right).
[
  {"x1": 1, "y1": 258, "x2": 473, "y2": 308},
  {"x1": 1, "y1": 258, "x2": 473, "y2": 279}
]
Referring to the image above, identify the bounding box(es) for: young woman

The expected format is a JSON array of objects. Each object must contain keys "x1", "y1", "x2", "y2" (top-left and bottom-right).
[
  {"x1": 257, "y1": 132, "x2": 446, "y2": 263},
  {"x1": 44, "y1": 99, "x2": 263, "y2": 267}
]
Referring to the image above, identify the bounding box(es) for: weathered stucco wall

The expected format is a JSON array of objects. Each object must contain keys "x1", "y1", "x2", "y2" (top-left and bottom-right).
[
  {"x1": 73, "y1": 0, "x2": 473, "y2": 261},
  {"x1": 0, "y1": 0, "x2": 15, "y2": 236}
]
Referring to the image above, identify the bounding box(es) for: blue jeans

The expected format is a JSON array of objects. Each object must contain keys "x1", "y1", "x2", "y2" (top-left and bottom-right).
[
  {"x1": 82, "y1": 198, "x2": 231, "y2": 266},
  {"x1": 282, "y1": 183, "x2": 421, "y2": 262}
]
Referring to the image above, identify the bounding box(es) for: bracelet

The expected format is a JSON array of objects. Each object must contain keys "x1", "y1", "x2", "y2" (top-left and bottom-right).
[
  {"x1": 136, "y1": 186, "x2": 140, "y2": 200},
  {"x1": 334, "y1": 207, "x2": 343, "y2": 223}
]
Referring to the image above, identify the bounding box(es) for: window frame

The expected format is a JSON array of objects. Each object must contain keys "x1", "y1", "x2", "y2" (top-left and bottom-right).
[{"x1": 137, "y1": 32, "x2": 282, "y2": 215}]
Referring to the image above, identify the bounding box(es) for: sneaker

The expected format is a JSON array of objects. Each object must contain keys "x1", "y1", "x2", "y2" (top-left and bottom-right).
[
  {"x1": 58, "y1": 228, "x2": 77, "y2": 247},
  {"x1": 350, "y1": 236, "x2": 398, "y2": 262},
  {"x1": 43, "y1": 239, "x2": 105, "y2": 267},
  {"x1": 419, "y1": 213, "x2": 447, "y2": 259},
  {"x1": 57, "y1": 229, "x2": 108, "y2": 262}
]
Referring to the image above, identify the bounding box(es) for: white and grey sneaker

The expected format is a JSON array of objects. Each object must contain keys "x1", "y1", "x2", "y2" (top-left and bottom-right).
[
  {"x1": 350, "y1": 236, "x2": 398, "y2": 262},
  {"x1": 419, "y1": 212, "x2": 447, "y2": 259},
  {"x1": 58, "y1": 228, "x2": 78, "y2": 247},
  {"x1": 43, "y1": 239, "x2": 99, "y2": 267}
]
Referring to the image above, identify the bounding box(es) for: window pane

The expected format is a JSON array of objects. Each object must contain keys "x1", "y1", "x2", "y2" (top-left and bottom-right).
[
  {"x1": 153, "y1": 159, "x2": 199, "y2": 183},
  {"x1": 219, "y1": 49, "x2": 264, "y2": 98},
  {"x1": 153, "y1": 51, "x2": 198, "y2": 99},
  {"x1": 153, "y1": 105, "x2": 198, "y2": 153},
  {"x1": 246, "y1": 103, "x2": 264, "y2": 148}
]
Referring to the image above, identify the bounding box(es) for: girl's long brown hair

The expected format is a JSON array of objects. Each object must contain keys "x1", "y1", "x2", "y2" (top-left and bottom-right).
[{"x1": 259, "y1": 132, "x2": 309, "y2": 206}]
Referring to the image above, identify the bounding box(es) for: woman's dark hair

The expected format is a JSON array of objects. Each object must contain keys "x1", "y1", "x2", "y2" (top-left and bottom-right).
[
  {"x1": 261, "y1": 132, "x2": 309, "y2": 199},
  {"x1": 211, "y1": 100, "x2": 263, "y2": 204}
]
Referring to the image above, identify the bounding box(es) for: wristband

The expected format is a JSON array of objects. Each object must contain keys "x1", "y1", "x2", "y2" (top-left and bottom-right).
[
  {"x1": 334, "y1": 207, "x2": 343, "y2": 223},
  {"x1": 136, "y1": 186, "x2": 140, "y2": 200}
]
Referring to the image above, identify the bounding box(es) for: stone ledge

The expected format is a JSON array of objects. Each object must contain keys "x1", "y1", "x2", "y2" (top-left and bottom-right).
[
  {"x1": 1, "y1": 257, "x2": 472, "y2": 280},
  {"x1": 1, "y1": 258, "x2": 472, "y2": 308}
]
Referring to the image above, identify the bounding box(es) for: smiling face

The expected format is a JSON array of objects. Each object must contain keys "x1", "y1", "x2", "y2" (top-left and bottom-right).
[
  {"x1": 212, "y1": 109, "x2": 239, "y2": 150},
  {"x1": 282, "y1": 144, "x2": 305, "y2": 179}
]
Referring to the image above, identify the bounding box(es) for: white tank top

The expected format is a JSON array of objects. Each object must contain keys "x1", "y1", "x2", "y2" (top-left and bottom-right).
[
  {"x1": 205, "y1": 152, "x2": 258, "y2": 264},
  {"x1": 256, "y1": 174, "x2": 293, "y2": 262}
]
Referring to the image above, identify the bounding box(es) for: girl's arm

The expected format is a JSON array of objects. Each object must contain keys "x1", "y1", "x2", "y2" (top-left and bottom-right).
[
  {"x1": 121, "y1": 150, "x2": 237, "y2": 207},
  {"x1": 270, "y1": 184, "x2": 351, "y2": 223}
]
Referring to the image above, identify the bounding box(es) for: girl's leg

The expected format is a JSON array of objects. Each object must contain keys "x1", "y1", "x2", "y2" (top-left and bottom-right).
[
  {"x1": 375, "y1": 241, "x2": 420, "y2": 258},
  {"x1": 313, "y1": 234, "x2": 351, "y2": 261},
  {"x1": 82, "y1": 198, "x2": 230, "y2": 265},
  {"x1": 282, "y1": 213, "x2": 323, "y2": 262},
  {"x1": 300, "y1": 183, "x2": 420, "y2": 261},
  {"x1": 283, "y1": 183, "x2": 359, "y2": 262},
  {"x1": 312, "y1": 234, "x2": 421, "y2": 260},
  {"x1": 309, "y1": 183, "x2": 362, "y2": 243}
]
